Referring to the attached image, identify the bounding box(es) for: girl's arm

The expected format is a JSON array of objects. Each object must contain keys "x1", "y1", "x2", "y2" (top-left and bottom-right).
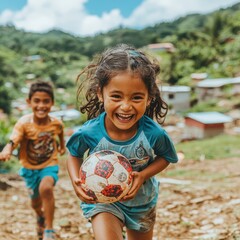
[
  {"x1": 67, "y1": 153, "x2": 95, "y2": 203},
  {"x1": 123, "y1": 157, "x2": 169, "y2": 200},
  {"x1": 0, "y1": 142, "x2": 14, "y2": 161}
]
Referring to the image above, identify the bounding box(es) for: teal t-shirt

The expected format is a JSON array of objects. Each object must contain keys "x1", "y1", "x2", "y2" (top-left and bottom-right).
[{"x1": 67, "y1": 112, "x2": 178, "y2": 207}]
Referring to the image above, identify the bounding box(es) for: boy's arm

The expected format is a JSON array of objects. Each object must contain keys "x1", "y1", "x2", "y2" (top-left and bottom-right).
[
  {"x1": 0, "y1": 141, "x2": 14, "y2": 161},
  {"x1": 58, "y1": 130, "x2": 66, "y2": 155}
]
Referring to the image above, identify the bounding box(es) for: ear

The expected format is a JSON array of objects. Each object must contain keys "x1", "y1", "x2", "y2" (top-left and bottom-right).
[
  {"x1": 147, "y1": 97, "x2": 152, "y2": 107},
  {"x1": 26, "y1": 98, "x2": 31, "y2": 105},
  {"x1": 97, "y1": 88, "x2": 103, "y2": 102}
]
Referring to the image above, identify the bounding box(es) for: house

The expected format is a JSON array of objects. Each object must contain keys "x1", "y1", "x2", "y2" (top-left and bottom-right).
[
  {"x1": 191, "y1": 72, "x2": 208, "y2": 84},
  {"x1": 184, "y1": 112, "x2": 232, "y2": 139},
  {"x1": 160, "y1": 85, "x2": 191, "y2": 111},
  {"x1": 147, "y1": 43, "x2": 175, "y2": 53},
  {"x1": 49, "y1": 109, "x2": 81, "y2": 121},
  {"x1": 196, "y1": 77, "x2": 240, "y2": 101},
  {"x1": 24, "y1": 55, "x2": 42, "y2": 62}
]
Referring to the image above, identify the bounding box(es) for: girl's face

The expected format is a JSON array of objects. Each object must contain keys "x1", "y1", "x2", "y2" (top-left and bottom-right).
[
  {"x1": 27, "y1": 91, "x2": 54, "y2": 124},
  {"x1": 98, "y1": 71, "x2": 150, "y2": 140}
]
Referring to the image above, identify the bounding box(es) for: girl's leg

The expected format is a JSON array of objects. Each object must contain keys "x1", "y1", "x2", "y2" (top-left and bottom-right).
[
  {"x1": 127, "y1": 227, "x2": 154, "y2": 240},
  {"x1": 91, "y1": 212, "x2": 124, "y2": 240},
  {"x1": 39, "y1": 176, "x2": 55, "y2": 230}
]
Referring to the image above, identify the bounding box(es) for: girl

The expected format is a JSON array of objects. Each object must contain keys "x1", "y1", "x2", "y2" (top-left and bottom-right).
[{"x1": 66, "y1": 44, "x2": 178, "y2": 240}]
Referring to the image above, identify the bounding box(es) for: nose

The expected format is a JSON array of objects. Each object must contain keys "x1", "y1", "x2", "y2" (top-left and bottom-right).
[
  {"x1": 120, "y1": 101, "x2": 132, "y2": 111},
  {"x1": 38, "y1": 101, "x2": 46, "y2": 108}
]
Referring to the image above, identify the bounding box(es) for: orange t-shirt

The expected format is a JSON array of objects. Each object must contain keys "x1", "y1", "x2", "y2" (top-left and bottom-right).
[{"x1": 10, "y1": 113, "x2": 64, "y2": 169}]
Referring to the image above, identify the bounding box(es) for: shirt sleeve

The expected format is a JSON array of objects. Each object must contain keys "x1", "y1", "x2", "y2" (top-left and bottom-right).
[
  {"x1": 154, "y1": 130, "x2": 178, "y2": 163},
  {"x1": 9, "y1": 119, "x2": 24, "y2": 149},
  {"x1": 66, "y1": 128, "x2": 89, "y2": 158}
]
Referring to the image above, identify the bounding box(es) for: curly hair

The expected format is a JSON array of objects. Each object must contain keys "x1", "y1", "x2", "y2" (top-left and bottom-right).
[{"x1": 76, "y1": 44, "x2": 168, "y2": 124}]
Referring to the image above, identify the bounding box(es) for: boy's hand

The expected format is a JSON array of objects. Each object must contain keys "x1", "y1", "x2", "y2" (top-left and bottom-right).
[
  {"x1": 58, "y1": 147, "x2": 66, "y2": 155},
  {"x1": 0, "y1": 151, "x2": 11, "y2": 161}
]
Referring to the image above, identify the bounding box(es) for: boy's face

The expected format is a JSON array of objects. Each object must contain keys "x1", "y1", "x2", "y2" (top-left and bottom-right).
[{"x1": 27, "y1": 91, "x2": 54, "y2": 121}]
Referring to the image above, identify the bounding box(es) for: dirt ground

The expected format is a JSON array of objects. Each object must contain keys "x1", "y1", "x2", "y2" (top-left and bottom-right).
[{"x1": 0, "y1": 157, "x2": 240, "y2": 240}]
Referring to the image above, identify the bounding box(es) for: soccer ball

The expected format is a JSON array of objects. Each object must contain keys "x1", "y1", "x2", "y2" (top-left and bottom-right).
[{"x1": 79, "y1": 150, "x2": 133, "y2": 203}]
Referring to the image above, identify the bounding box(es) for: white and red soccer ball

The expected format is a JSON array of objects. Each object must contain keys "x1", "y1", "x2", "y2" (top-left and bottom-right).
[{"x1": 79, "y1": 150, "x2": 133, "y2": 203}]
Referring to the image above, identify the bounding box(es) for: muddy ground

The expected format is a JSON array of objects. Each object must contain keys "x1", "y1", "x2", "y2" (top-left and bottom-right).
[{"x1": 0, "y1": 157, "x2": 240, "y2": 240}]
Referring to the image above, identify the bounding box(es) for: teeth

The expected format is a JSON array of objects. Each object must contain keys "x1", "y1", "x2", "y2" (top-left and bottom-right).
[
  {"x1": 118, "y1": 114, "x2": 132, "y2": 118},
  {"x1": 117, "y1": 113, "x2": 133, "y2": 120}
]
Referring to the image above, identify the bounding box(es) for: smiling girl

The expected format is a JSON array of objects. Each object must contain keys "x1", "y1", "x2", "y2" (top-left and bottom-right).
[{"x1": 66, "y1": 44, "x2": 178, "y2": 240}]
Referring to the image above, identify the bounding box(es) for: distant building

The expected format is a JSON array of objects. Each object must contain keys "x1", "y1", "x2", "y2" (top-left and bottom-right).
[
  {"x1": 24, "y1": 55, "x2": 42, "y2": 62},
  {"x1": 50, "y1": 109, "x2": 81, "y2": 121},
  {"x1": 184, "y1": 112, "x2": 232, "y2": 139},
  {"x1": 196, "y1": 77, "x2": 240, "y2": 100},
  {"x1": 147, "y1": 43, "x2": 175, "y2": 53},
  {"x1": 160, "y1": 85, "x2": 191, "y2": 111},
  {"x1": 191, "y1": 73, "x2": 208, "y2": 83}
]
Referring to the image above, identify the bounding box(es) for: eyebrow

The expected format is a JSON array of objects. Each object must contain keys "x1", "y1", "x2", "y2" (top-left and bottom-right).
[{"x1": 109, "y1": 90, "x2": 146, "y2": 95}]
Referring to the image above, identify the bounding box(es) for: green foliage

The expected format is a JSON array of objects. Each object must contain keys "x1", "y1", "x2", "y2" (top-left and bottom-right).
[
  {"x1": 176, "y1": 134, "x2": 240, "y2": 161},
  {"x1": 186, "y1": 99, "x2": 225, "y2": 113},
  {"x1": 0, "y1": 2, "x2": 239, "y2": 115},
  {"x1": 0, "y1": 121, "x2": 12, "y2": 150},
  {"x1": 0, "y1": 157, "x2": 21, "y2": 174}
]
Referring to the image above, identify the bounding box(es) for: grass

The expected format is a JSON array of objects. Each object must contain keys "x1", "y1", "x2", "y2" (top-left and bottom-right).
[{"x1": 175, "y1": 134, "x2": 240, "y2": 161}]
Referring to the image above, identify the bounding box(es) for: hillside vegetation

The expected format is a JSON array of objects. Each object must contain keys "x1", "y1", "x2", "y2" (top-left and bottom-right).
[{"x1": 0, "y1": 3, "x2": 240, "y2": 115}]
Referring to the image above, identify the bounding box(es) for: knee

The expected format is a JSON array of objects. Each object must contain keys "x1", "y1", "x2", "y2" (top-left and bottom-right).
[{"x1": 39, "y1": 183, "x2": 54, "y2": 198}]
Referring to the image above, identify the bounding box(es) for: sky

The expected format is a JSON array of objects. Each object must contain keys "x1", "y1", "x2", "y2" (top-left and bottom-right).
[{"x1": 0, "y1": 0, "x2": 239, "y2": 37}]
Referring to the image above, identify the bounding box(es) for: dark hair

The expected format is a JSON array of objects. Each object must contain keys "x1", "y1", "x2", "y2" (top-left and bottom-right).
[
  {"x1": 28, "y1": 80, "x2": 54, "y2": 101},
  {"x1": 77, "y1": 44, "x2": 168, "y2": 124}
]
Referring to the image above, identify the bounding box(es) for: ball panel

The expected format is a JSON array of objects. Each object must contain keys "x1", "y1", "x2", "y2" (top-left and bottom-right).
[
  {"x1": 95, "y1": 150, "x2": 116, "y2": 158},
  {"x1": 82, "y1": 188, "x2": 97, "y2": 201},
  {"x1": 101, "y1": 184, "x2": 123, "y2": 198},
  {"x1": 117, "y1": 155, "x2": 132, "y2": 172},
  {"x1": 85, "y1": 175, "x2": 107, "y2": 192},
  {"x1": 79, "y1": 169, "x2": 86, "y2": 184},
  {"x1": 95, "y1": 160, "x2": 114, "y2": 178}
]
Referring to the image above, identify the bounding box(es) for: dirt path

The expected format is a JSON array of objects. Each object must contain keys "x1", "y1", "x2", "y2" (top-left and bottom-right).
[{"x1": 1, "y1": 158, "x2": 240, "y2": 240}]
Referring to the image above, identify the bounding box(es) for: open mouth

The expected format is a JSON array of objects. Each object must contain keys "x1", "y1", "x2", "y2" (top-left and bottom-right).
[
  {"x1": 36, "y1": 110, "x2": 47, "y2": 115},
  {"x1": 116, "y1": 113, "x2": 134, "y2": 121}
]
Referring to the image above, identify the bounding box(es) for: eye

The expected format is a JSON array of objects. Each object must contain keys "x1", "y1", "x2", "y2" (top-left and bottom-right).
[
  {"x1": 110, "y1": 94, "x2": 121, "y2": 100},
  {"x1": 132, "y1": 95, "x2": 144, "y2": 101},
  {"x1": 43, "y1": 99, "x2": 51, "y2": 104},
  {"x1": 33, "y1": 99, "x2": 40, "y2": 103}
]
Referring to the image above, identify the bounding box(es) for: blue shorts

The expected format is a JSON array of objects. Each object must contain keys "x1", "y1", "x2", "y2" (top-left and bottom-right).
[
  {"x1": 19, "y1": 165, "x2": 59, "y2": 199},
  {"x1": 81, "y1": 195, "x2": 158, "y2": 232}
]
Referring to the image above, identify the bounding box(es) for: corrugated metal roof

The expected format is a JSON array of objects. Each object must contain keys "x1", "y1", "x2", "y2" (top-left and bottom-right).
[
  {"x1": 197, "y1": 77, "x2": 240, "y2": 88},
  {"x1": 160, "y1": 85, "x2": 190, "y2": 92},
  {"x1": 186, "y1": 112, "x2": 232, "y2": 124}
]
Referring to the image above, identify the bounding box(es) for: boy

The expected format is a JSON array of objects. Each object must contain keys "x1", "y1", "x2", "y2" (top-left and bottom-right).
[{"x1": 0, "y1": 80, "x2": 66, "y2": 240}]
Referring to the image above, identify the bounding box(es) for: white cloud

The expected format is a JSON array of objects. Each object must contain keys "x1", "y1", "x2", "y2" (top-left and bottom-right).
[
  {"x1": 0, "y1": 0, "x2": 239, "y2": 36},
  {"x1": 125, "y1": 0, "x2": 240, "y2": 28}
]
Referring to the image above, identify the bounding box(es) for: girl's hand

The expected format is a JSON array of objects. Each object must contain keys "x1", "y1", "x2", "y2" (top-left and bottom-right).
[
  {"x1": 72, "y1": 177, "x2": 96, "y2": 204},
  {"x1": 122, "y1": 171, "x2": 145, "y2": 201}
]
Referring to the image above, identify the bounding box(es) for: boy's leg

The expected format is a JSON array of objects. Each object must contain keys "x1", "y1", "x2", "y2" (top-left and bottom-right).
[
  {"x1": 39, "y1": 176, "x2": 55, "y2": 230},
  {"x1": 31, "y1": 197, "x2": 45, "y2": 239},
  {"x1": 31, "y1": 196, "x2": 43, "y2": 217},
  {"x1": 91, "y1": 212, "x2": 124, "y2": 240},
  {"x1": 127, "y1": 227, "x2": 154, "y2": 240}
]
